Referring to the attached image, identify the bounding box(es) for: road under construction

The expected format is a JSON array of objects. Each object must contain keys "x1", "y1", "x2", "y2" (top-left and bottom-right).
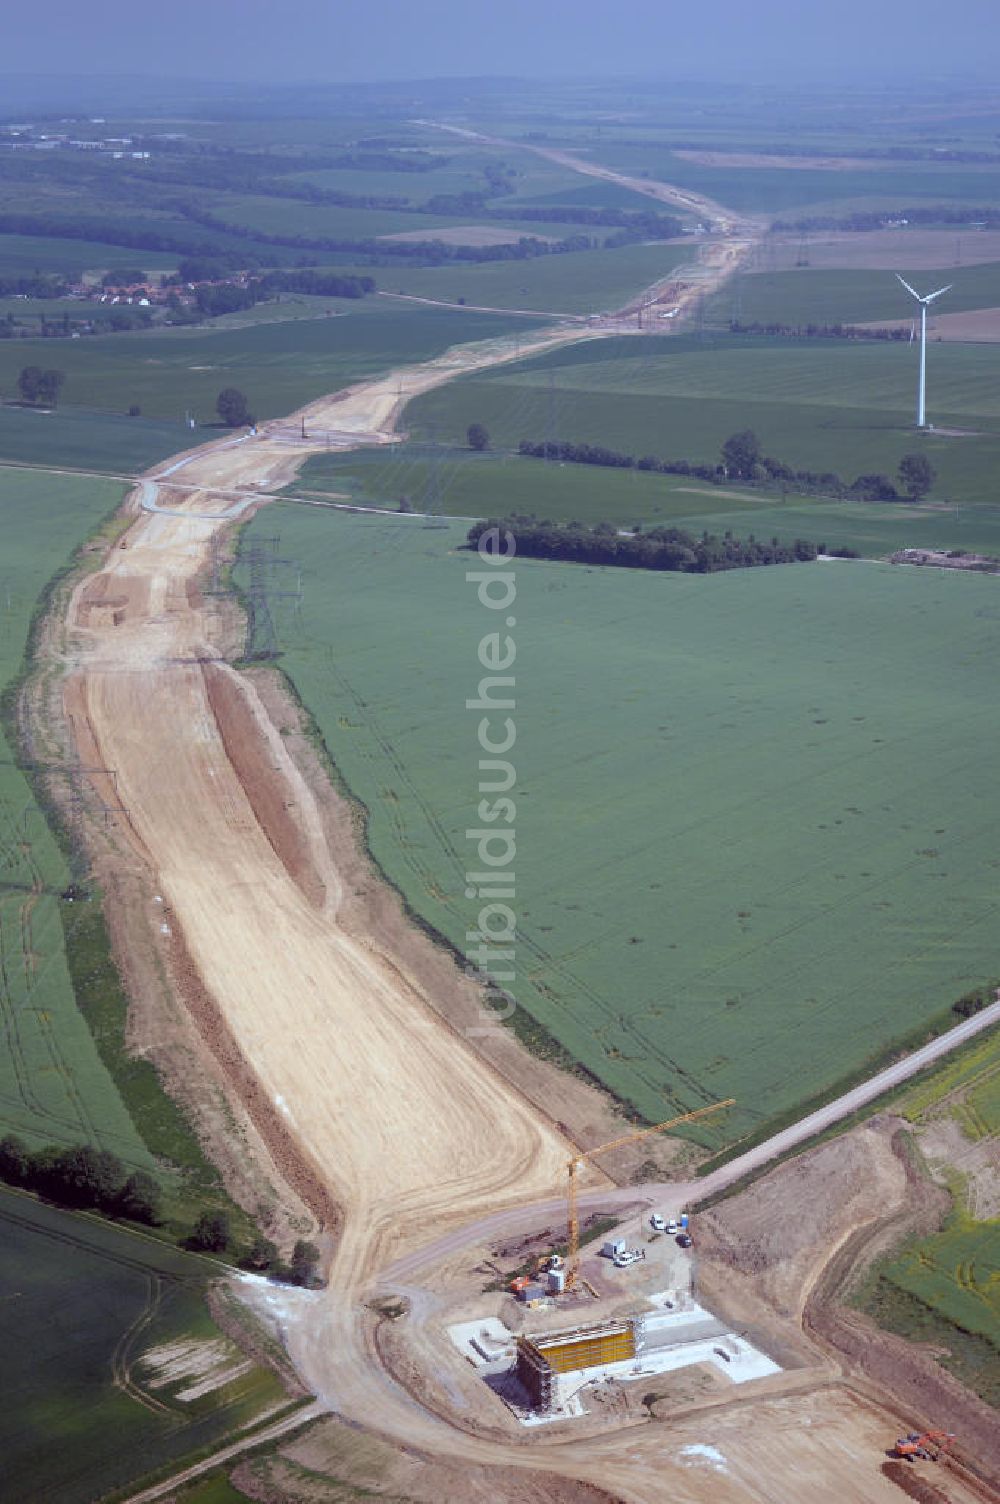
[{"x1": 52, "y1": 151, "x2": 1000, "y2": 1504}]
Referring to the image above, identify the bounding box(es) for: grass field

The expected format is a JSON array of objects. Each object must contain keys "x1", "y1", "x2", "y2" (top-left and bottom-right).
[
  {"x1": 575, "y1": 144, "x2": 1000, "y2": 215},
  {"x1": 371, "y1": 241, "x2": 694, "y2": 312},
  {"x1": 239, "y1": 509, "x2": 1000, "y2": 1146},
  {"x1": 0, "y1": 1189, "x2": 293, "y2": 1504},
  {"x1": 860, "y1": 1024, "x2": 1000, "y2": 1397},
  {"x1": 901, "y1": 1029, "x2": 1000, "y2": 1135},
  {"x1": 0, "y1": 232, "x2": 179, "y2": 279},
  {"x1": 407, "y1": 333, "x2": 1000, "y2": 510},
  {"x1": 0, "y1": 405, "x2": 198, "y2": 474},
  {"x1": 289, "y1": 445, "x2": 1000, "y2": 558},
  {"x1": 0, "y1": 303, "x2": 546, "y2": 428},
  {"x1": 0, "y1": 467, "x2": 158, "y2": 1165},
  {"x1": 712, "y1": 262, "x2": 1000, "y2": 327}
]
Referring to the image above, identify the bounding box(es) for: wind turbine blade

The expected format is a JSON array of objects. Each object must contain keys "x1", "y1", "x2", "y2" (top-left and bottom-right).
[
  {"x1": 896, "y1": 273, "x2": 920, "y2": 300},
  {"x1": 925, "y1": 284, "x2": 953, "y2": 302}
]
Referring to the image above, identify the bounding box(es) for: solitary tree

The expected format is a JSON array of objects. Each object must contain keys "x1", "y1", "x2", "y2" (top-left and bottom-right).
[
  {"x1": 243, "y1": 1233, "x2": 279, "y2": 1271},
  {"x1": 467, "y1": 422, "x2": 490, "y2": 452},
  {"x1": 898, "y1": 452, "x2": 935, "y2": 500},
  {"x1": 190, "y1": 1210, "x2": 231, "y2": 1252},
  {"x1": 17, "y1": 366, "x2": 46, "y2": 403},
  {"x1": 290, "y1": 1238, "x2": 321, "y2": 1285},
  {"x1": 216, "y1": 387, "x2": 253, "y2": 428},
  {"x1": 116, "y1": 1170, "x2": 161, "y2": 1225},
  {"x1": 720, "y1": 429, "x2": 761, "y2": 480}
]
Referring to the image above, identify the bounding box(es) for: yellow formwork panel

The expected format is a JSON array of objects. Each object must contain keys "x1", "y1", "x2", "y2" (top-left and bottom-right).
[{"x1": 538, "y1": 1327, "x2": 634, "y2": 1373}]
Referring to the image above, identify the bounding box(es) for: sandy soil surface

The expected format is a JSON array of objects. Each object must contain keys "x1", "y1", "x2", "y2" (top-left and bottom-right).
[
  {"x1": 919, "y1": 1116, "x2": 1000, "y2": 1219},
  {"x1": 692, "y1": 1117, "x2": 999, "y2": 1491},
  {"x1": 763, "y1": 229, "x2": 1000, "y2": 272}
]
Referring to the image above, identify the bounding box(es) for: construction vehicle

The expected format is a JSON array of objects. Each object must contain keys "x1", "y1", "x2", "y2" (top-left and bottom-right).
[
  {"x1": 893, "y1": 1431, "x2": 955, "y2": 1462},
  {"x1": 564, "y1": 1099, "x2": 735, "y2": 1291}
]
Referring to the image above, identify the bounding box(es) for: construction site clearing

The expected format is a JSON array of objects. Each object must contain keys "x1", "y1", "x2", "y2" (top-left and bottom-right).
[
  {"x1": 439, "y1": 1199, "x2": 783, "y2": 1425},
  {"x1": 450, "y1": 1297, "x2": 780, "y2": 1425}
]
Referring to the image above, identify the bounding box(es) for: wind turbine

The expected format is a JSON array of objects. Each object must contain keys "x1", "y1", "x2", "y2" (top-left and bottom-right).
[{"x1": 895, "y1": 275, "x2": 952, "y2": 429}]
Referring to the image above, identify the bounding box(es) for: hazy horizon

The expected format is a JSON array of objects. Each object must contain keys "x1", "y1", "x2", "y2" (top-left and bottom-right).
[{"x1": 1, "y1": 0, "x2": 998, "y2": 89}]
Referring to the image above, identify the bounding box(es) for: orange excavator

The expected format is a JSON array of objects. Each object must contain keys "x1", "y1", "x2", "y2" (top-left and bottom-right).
[{"x1": 893, "y1": 1430, "x2": 955, "y2": 1462}]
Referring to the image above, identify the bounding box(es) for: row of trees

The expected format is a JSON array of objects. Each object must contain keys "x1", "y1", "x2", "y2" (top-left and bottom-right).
[
  {"x1": 0, "y1": 1134, "x2": 321, "y2": 1283},
  {"x1": 0, "y1": 272, "x2": 72, "y2": 298},
  {"x1": 191, "y1": 270, "x2": 376, "y2": 319},
  {"x1": 178, "y1": 201, "x2": 609, "y2": 266},
  {"x1": 466, "y1": 518, "x2": 829, "y2": 573},
  {"x1": 0, "y1": 1135, "x2": 160, "y2": 1222},
  {"x1": 515, "y1": 430, "x2": 937, "y2": 503},
  {"x1": 775, "y1": 204, "x2": 1000, "y2": 233},
  {"x1": 729, "y1": 319, "x2": 916, "y2": 343}
]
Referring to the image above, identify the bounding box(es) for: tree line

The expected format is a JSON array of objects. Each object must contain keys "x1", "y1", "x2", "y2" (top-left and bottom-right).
[
  {"x1": 0, "y1": 272, "x2": 72, "y2": 298},
  {"x1": 188, "y1": 268, "x2": 376, "y2": 317},
  {"x1": 0, "y1": 1133, "x2": 321, "y2": 1282},
  {"x1": 516, "y1": 429, "x2": 936, "y2": 503},
  {"x1": 729, "y1": 319, "x2": 915, "y2": 342},
  {"x1": 175, "y1": 203, "x2": 609, "y2": 265},
  {"x1": 774, "y1": 205, "x2": 1000, "y2": 233},
  {"x1": 467, "y1": 518, "x2": 829, "y2": 573},
  {"x1": 0, "y1": 1134, "x2": 160, "y2": 1222}
]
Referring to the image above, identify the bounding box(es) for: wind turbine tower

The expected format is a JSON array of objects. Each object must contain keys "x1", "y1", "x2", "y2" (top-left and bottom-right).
[{"x1": 895, "y1": 274, "x2": 952, "y2": 429}]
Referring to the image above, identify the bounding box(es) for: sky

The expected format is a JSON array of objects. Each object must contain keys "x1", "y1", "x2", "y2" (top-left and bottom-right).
[{"x1": 1, "y1": 0, "x2": 998, "y2": 84}]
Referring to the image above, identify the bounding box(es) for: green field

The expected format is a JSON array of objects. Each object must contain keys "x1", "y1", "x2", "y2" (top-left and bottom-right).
[
  {"x1": 861, "y1": 1029, "x2": 1000, "y2": 1398},
  {"x1": 0, "y1": 303, "x2": 546, "y2": 429},
  {"x1": 372, "y1": 241, "x2": 693, "y2": 313},
  {"x1": 714, "y1": 263, "x2": 1000, "y2": 327},
  {"x1": 0, "y1": 232, "x2": 179, "y2": 279},
  {"x1": 289, "y1": 444, "x2": 1000, "y2": 558},
  {"x1": 0, "y1": 405, "x2": 198, "y2": 473},
  {"x1": 239, "y1": 509, "x2": 1000, "y2": 1147},
  {"x1": 0, "y1": 467, "x2": 158, "y2": 1164},
  {"x1": 407, "y1": 333, "x2": 1000, "y2": 510},
  {"x1": 0, "y1": 1189, "x2": 293, "y2": 1504},
  {"x1": 573, "y1": 144, "x2": 1000, "y2": 215}
]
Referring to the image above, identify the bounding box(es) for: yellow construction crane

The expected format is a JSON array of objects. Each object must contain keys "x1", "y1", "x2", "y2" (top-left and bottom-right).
[{"x1": 564, "y1": 1099, "x2": 735, "y2": 1290}]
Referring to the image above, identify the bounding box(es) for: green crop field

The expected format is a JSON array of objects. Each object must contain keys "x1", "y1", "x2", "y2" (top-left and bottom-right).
[
  {"x1": 0, "y1": 467, "x2": 157, "y2": 1164},
  {"x1": 0, "y1": 232, "x2": 179, "y2": 278},
  {"x1": 865, "y1": 1210, "x2": 1000, "y2": 1404},
  {"x1": 202, "y1": 190, "x2": 451, "y2": 240},
  {"x1": 0, "y1": 405, "x2": 198, "y2": 474},
  {"x1": 712, "y1": 263, "x2": 1000, "y2": 327},
  {"x1": 0, "y1": 1189, "x2": 293, "y2": 1504},
  {"x1": 238, "y1": 508, "x2": 1000, "y2": 1147},
  {"x1": 372, "y1": 242, "x2": 694, "y2": 313},
  {"x1": 290, "y1": 444, "x2": 1000, "y2": 558},
  {"x1": 573, "y1": 144, "x2": 1000, "y2": 214},
  {"x1": 0, "y1": 302, "x2": 546, "y2": 430},
  {"x1": 862, "y1": 1025, "x2": 1000, "y2": 1400},
  {"x1": 407, "y1": 332, "x2": 1000, "y2": 510}
]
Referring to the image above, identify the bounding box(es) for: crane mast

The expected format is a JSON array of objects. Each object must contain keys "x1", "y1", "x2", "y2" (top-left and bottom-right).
[{"x1": 565, "y1": 1098, "x2": 735, "y2": 1290}]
